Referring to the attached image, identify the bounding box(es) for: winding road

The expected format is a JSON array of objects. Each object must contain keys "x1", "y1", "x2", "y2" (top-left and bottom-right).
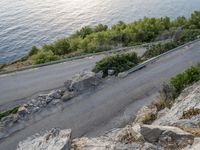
[
  {"x1": 0, "y1": 40, "x2": 200, "y2": 149},
  {"x1": 0, "y1": 47, "x2": 146, "y2": 109}
]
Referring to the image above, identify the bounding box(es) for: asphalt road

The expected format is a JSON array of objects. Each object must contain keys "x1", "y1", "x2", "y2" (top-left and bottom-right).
[
  {"x1": 0, "y1": 55, "x2": 104, "y2": 107},
  {"x1": 0, "y1": 41, "x2": 200, "y2": 149},
  {"x1": 0, "y1": 48, "x2": 146, "y2": 109}
]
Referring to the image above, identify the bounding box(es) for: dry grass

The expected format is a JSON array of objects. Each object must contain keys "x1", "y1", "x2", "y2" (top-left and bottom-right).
[
  {"x1": 181, "y1": 127, "x2": 200, "y2": 137},
  {"x1": 152, "y1": 97, "x2": 166, "y2": 111},
  {"x1": 181, "y1": 108, "x2": 200, "y2": 119},
  {"x1": 141, "y1": 113, "x2": 157, "y2": 124},
  {"x1": 151, "y1": 83, "x2": 175, "y2": 111}
]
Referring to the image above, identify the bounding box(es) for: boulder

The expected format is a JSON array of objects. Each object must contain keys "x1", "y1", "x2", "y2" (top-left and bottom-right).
[
  {"x1": 17, "y1": 128, "x2": 72, "y2": 150},
  {"x1": 106, "y1": 125, "x2": 144, "y2": 143},
  {"x1": 118, "y1": 72, "x2": 128, "y2": 78},
  {"x1": 140, "y1": 124, "x2": 194, "y2": 148},
  {"x1": 72, "y1": 137, "x2": 157, "y2": 150},
  {"x1": 62, "y1": 91, "x2": 75, "y2": 102},
  {"x1": 107, "y1": 70, "x2": 115, "y2": 76},
  {"x1": 17, "y1": 106, "x2": 29, "y2": 118},
  {"x1": 69, "y1": 71, "x2": 101, "y2": 93},
  {"x1": 51, "y1": 99, "x2": 61, "y2": 105},
  {"x1": 64, "y1": 80, "x2": 72, "y2": 90},
  {"x1": 96, "y1": 71, "x2": 103, "y2": 78},
  {"x1": 72, "y1": 125, "x2": 157, "y2": 150},
  {"x1": 48, "y1": 90, "x2": 62, "y2": 99}
]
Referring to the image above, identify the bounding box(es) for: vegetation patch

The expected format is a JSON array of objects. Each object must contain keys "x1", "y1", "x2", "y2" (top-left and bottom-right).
[
  {"x1": 143, "y1": 41, "x2": 178, "y2": 59},
  {"x1": 93, "y1": 27, "x2": 200, "y2": 77},
  {"x1": 92, "y1": 52, "x2": 140, "y2": 77},
  {"x1": 153, "y1": 83, "x2": 176, "y2": 110},
  {"x1": 31, "y1": 50, "x2": 60, "y2": 64},
  {"x1": 181, "y1": 108, "x2": 200, "y2": 119},
  {"x1": 180, "y1": 127, "x2": 200, "y2": 137},
  {"x1": 1, "y1": 10, "x2": 199, "y2": 69},
  {"x1": 152, "y1": 63, "x2": 200, "y2": 111},
  {"x1": 142, "y1": 29, "x2": 200, "y2": 59},
  {"x1": 170, "y1": 65, "x2": 200, "y2": 97},
  {"x1": 0, "y1": 106, "x2": 20, "y2": 120}
]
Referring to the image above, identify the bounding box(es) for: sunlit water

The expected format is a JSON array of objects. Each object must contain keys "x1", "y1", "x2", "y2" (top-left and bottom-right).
[{"x1": 0, "y1": 0, "x2": 200, "y2": 63}]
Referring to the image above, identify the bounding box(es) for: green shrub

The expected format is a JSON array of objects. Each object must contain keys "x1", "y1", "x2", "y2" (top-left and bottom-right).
[
  {"x1": 177, "y1": 29, "x2": 200, "y2": 43},
  {"x1": 42, "y1": 38, "x2": 70, "y2": 55},
  {"x1": 0, "y1": 106, "x2": 20, "y2": 120},
  {"x1": 188, "y1": 11, "x2": 200, "y2": 29},
  {"x1": 143, "y1": 29, "x2": 200, "y2": 59},
  {"x1": 93, "y1": 52, "x2": 140, "y2": 77},
  {"x1": 32, "y1": 50, "x2": 60, "y2": 64},
  {"x1": 170, "y1": 66, "x2": 200, "y2": 96},
  {"x1": 28, "y1": 46, "x2": 40, "y2": 56},
  {"x1": 142, "y1": 41, "x2": 178, "y2": 59}
]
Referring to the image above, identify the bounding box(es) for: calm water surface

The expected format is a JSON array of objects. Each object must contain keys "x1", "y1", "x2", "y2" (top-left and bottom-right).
[{"x1": 0, "y1": 0, "x2": 200, "y2": 63}]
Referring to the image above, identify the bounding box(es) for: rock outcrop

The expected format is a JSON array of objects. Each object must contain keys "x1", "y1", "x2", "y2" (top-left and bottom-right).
[
  {"x1": 140, "y1": 124, "x2": 194, "y2": 148},
  {"x1": 17, "y1": 128, "x2": 71, "y2": 150},
  {"x1": 17, "y1": 123, "x2": 195, "y2": 150},
  {"x1": 65, "y1": 70, "x2": 102, "y2": 93},
  {"x1": 14, "y1": 76, "x2": 200, "y2": 149},
  {"x1": 153, "y1": 81, "x2": 200, "y2": 128}
]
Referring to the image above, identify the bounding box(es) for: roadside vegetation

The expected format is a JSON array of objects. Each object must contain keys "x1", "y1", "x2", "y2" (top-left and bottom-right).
[
  {"x1": 92, "y1": 52, "x2": 140, "y2": 77},
  {"x1": 93, "y1": 29, "x2": 200, "y2": 77},
  {"x1": 143, "y1": 29, "x2": 200, "y2": 59},
  {"x1": 1, "y1": 11, "x2": 199, "y2": 69},
  {"x1": 0, "y1": 105, "x2": 20, "y2": 120},
  {"x1": 141, "y1": 63, "x2": 200, "y2": 124},
  {"x1": 153, "y1": 63, "x2": 200, "y2": 110}
]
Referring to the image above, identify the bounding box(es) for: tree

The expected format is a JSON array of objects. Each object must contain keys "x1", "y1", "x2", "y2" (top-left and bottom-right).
[
  {"x1": 28, "y1": 46, "x2": 40, "y2": 56},
  {"x1": 94, "y1": 24, "x2": 108, "y2": 32},
  {"x1": 189, "y1": 11, "x2": 200, "y2": 29},
  {"x1": 76, "y1": 26, "x2": 93, "y2": 38}
]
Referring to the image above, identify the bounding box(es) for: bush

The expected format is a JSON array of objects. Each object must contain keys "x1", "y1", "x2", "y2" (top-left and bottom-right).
[
  {"x1": 32, "y1": 50, "x2": 60, "y2": 64},
  {"x1": 188, "y1": 11, "x2": 200, "y2": 29},
  {"x1": 28, "y1": 46, "x2": 40, "y2": 56},
  {"x1": 142, "y1": 28, "x2": 200, "y2": 59},
  {"x1": 177, "y1": 29, "x2": 200, "y2": 43},
  {"x1": 42, "y1": 38, "x2": 70, "y2": 55},
  {"x1": 93, "y1": 52, "x2": 140, "y2": 77},
  {"x1": 0, "y1": 105, "x2": 20, "y2": 120},
  {"x1": 181, "y1": 108, "x2": 200, "y2": 119},
  {"x1": 153, "y1": 83, "x2": 176, "y2": 110},
  {"x1": 170, "y1": 66, "x2": 200, "y2": 96},
  {"x1": 142, "y1": 41, "x2": 178, "y2": 59}
]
